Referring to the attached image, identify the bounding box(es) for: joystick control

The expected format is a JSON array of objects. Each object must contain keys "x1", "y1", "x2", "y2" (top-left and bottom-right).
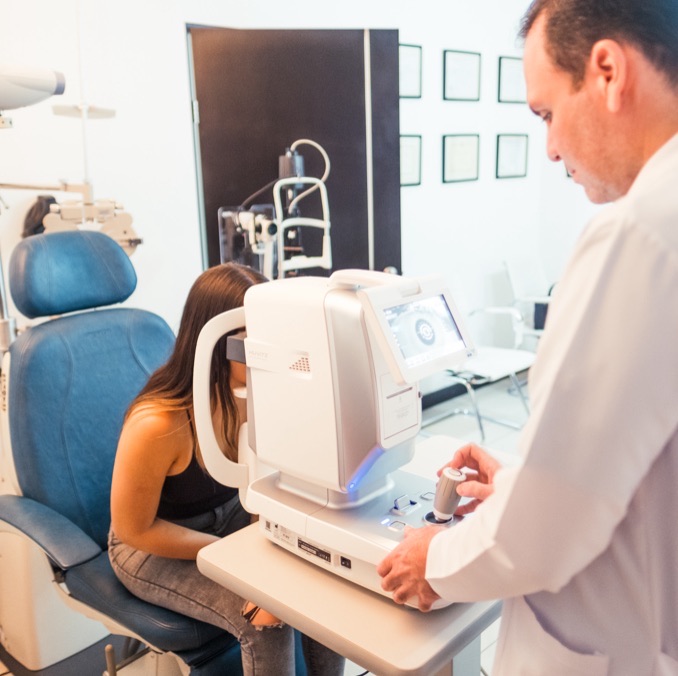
[{"x1": 424, "y1": 467, "x2": 466, "y2": 525}]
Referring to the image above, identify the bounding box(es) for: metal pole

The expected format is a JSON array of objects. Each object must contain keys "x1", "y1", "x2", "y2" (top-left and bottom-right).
[{"x1": 0, "y1": 245, "x2": 17, "y2": 352}]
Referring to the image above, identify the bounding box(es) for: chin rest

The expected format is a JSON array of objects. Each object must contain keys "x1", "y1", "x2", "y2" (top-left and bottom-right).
[{"x1": 0, "y1": 231, "x2": 241, "y2": 674}]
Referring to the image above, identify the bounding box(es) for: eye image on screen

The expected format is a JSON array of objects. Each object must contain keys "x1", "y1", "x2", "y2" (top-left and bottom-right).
[{"x1": 383, "y1": 295, "x2": 466, "y2": 368}]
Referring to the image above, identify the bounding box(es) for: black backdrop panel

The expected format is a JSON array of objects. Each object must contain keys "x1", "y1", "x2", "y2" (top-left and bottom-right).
[
  {"x1": 189, "y1": 27, "x2": 401, "y2": 272},
  {"x1": 369, "y1": 30, "x2": 401, "y2": 273}
]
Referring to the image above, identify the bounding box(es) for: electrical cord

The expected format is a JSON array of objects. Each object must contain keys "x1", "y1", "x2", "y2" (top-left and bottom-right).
[
  {"x1": 238, "y1": 138, "x2": 330, "y2": 216},
  {"x1": 239, "y1": 178, "x2": 279, "y2": 210},
  {"x1": 287, "y1": 138, "x2": 330, "y2": 213}
]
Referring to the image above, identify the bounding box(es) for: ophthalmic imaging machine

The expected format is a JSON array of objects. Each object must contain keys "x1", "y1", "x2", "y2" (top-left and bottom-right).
[{"x1": 192, "y1": 269, "x2": 503, "y2": 675}]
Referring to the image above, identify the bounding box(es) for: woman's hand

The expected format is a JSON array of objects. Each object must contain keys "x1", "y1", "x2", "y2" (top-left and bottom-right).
[{"x1": 441, "y1": 443, "x2": 502, "y2": 516}]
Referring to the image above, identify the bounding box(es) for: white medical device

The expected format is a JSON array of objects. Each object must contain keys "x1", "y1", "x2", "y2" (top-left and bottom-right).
[
  {"x1": 0, "y1": 64, "x2": 65, "y2": 128},
  {"x1": 219, "y1": 139, "x2": 332, "y2": 280},
  {"x1": 194, "y1": 269, "x2": 474, "y2": 608}
]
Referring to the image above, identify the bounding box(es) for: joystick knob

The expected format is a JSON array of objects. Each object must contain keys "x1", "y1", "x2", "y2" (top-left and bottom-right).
[{"x1": 432, "y1": 467, "x2": 466, "y2": 522}]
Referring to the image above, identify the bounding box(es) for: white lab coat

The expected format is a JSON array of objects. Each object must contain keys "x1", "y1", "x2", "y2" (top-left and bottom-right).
[{"x1": 426, "y1": 132, "x2": 678, "y2": 676}]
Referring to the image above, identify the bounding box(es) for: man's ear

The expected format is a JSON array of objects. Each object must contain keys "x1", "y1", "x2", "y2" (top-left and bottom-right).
[{"x1": 589, "y1": 39, "x2": 628, "y2": 113}]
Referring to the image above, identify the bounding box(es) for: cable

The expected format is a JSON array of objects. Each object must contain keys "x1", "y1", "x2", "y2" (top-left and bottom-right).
[
  {"x1": 287, "y1": 138, "x2": 331, "y2": 213},
  {"x1": 238, "y1": 138, "x2": 330, "y2": 216},
  {"x1": 239, "y1": 178, "x2": 279, "y2": 210}
]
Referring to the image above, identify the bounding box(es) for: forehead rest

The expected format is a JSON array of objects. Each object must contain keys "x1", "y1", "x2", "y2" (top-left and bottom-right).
[{"x1": 9, "y1": 231, "x2": 137, "y2": 319}]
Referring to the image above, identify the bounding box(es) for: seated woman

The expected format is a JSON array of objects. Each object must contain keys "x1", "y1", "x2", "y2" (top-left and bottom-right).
[{"x1": 109, "y1": 262, "x2": 345, "y2": 676}]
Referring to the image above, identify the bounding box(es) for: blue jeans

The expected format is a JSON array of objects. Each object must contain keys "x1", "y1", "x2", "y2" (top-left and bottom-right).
[{"x1": 109, "y1": 495, "x2": 345, "y2": 675}]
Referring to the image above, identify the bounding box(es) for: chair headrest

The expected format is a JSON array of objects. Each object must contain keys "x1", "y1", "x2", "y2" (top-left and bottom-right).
[{"x1": 9, "y1": 231, "x2": 137, "y2": 319}]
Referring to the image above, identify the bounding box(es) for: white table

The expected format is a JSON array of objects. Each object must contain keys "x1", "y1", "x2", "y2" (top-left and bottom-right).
[{"x1": 198, "y1": 436, "x2": 515, "y2": 675}]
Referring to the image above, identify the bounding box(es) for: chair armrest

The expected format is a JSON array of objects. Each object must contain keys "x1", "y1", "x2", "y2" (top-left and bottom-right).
[
  {"x1": 469, "y1": 305, "x2": 527, "y2": 349},
  {"x1": 515, "y1": 294, "x2": 552, "y2": 305},
  {"x1": 0, "y1": 494, "x2": 102, "y2": 569},
  {"x1": 470, "y1": 305, "x2": 525, "y2": 323}
]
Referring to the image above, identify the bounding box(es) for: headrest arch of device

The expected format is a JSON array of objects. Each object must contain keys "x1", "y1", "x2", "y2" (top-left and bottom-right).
[{"x1": 9, "y1": 231, "x2": 137, "y2": 319}]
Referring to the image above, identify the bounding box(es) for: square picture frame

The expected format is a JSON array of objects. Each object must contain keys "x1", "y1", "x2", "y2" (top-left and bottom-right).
[
  {"x1": 496, "y1": 134, "x2": 529, "y2": 179},
  {"x1": 399, "y1": 44, "x2": 423, "y2": 99},
  {"x1": 400, "y1": 135, "x2": 422, "y2": 186},
  {"x1": 442, "y1": 134, "x2": 480, "y2": 183},
  {"x1": 443, "y1": 49, "x2": 481, "y2": 101},
  {"x1": 498, "y1": 56, "x2": 527, "y2": 103}
]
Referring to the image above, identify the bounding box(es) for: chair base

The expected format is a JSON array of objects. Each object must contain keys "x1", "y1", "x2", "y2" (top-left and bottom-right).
[
  {"x1": 422, "y1": 371, "x2": 530, "y2": 442},
  {"x1": 0, "y1": 533, "x2": 109, "y2": 671},
  {"x1": 103, "y1": 644, "x2": 186, "y2": 676},
  {"x1": 0, "y1": 634, "x2": 128, "y2": 676}
]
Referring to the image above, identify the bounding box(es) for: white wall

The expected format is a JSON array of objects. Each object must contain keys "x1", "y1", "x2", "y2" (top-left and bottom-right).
[
  {"x1": 0, "y1": 0, "x2": 599, "y2": 336},
  {"x1": 0, "y1": 0, "x2": 201, "y2": 332},
  {"x1": 395, "y1": 1, "x2": 603, "y2": 319}
]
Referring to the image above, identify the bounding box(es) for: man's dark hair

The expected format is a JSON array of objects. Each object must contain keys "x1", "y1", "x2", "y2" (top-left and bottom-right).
[{"x1": 520, "y1": 0, "x2": 678, "y2": 88}]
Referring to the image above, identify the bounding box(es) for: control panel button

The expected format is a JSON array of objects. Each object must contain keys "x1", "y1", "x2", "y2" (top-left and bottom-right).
[
  {"x1": 394, "y1": 495, "x2": 411, "y2": 511},
  {"x1": 386, "y1": 520, "x2": 407, "y2": 532}
]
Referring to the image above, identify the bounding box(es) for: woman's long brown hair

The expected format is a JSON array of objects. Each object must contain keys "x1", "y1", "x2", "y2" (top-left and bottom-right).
[{"x1": 127, "y1": 262, "x2": 267, "y2": 463}]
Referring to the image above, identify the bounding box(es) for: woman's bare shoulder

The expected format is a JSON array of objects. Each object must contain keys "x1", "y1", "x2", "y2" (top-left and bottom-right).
[{"x1": 124, "y1": 405, "x2": 191, "y2": 442}]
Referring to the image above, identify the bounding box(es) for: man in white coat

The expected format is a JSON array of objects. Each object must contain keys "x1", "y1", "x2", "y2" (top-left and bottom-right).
[{"x1": 377, "y1": 0, "x2": 678, "y2": 674}]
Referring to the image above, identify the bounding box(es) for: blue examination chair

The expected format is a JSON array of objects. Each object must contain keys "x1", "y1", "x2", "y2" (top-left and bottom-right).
[{"x1": 0, "y1": 231, "x2": 243, "y2": 674}]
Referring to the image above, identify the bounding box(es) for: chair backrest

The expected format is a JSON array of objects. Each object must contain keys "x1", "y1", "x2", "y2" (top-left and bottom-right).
[
  {"x1": 503, "y1": 255, "x2": 551, "y2": 300},
  {"x1": 5, "y1": 231, "x2": 174, "y2": 549}
]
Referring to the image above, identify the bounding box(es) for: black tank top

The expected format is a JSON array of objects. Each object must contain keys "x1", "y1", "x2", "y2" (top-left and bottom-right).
[{"x1": 156, "y1": 417, "x2": 237, "y2": 520}]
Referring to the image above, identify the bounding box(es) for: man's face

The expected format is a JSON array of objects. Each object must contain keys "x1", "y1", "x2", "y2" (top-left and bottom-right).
[{"x1": 523, "y1": 16, "x2": 629, "y2": 203}]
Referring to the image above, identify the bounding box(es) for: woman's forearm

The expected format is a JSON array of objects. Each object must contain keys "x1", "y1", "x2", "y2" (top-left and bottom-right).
[{"x1": 115, "y1": 519, "x2": 219, "y2": 560}]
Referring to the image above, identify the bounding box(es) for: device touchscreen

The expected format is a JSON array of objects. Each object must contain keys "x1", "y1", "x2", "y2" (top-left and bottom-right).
[
  {"x1": 384, "y1": 294, "x2": 465, "y2": 368},
  {"x1": 356, "y1": 275, "x2": 474, "y2": 385}
]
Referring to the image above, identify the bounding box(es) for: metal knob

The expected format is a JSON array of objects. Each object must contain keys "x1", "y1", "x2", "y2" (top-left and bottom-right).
[{"x1": 433, "y1": 467, "x2": 466, "y2": 522}]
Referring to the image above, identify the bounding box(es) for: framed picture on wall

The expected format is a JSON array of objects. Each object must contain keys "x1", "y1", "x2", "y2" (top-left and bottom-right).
[
  {"x1": 443, "y1": 50, "x2": 481, "y2": 101},
  {"x1": 399, "y1": 44, "x2": 422, "y2": 98},
  {"x1": 498, "y1": 56, "x2": 527, "y2": 103},
  {"x1": 496, "y1": 134, "x2": 529, "y2": 178},
  {"x1": 442, "y1": 134, "x2": 480, "y2": 182},
  {"x1": 400, "y1": 135, "x2": 422, "y2": 186}
]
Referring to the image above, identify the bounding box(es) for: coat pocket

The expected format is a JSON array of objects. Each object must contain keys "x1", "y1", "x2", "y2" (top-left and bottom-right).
[
  {"x1": 653, "y1": 651, "x2": 678, "y2": 676},
  {"x1": 493, "y1": 596, "x2": 610, "y2": 676}
]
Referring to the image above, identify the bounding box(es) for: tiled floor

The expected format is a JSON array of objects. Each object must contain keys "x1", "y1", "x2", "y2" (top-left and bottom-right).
[{"x1": 0, "y1": 378, "x2": 525, "y2": 676}]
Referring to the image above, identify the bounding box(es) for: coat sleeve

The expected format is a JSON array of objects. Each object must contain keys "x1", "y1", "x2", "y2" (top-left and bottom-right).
[{"x1": 426, "y1": 208, "x2": 678, "y2": 601}]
